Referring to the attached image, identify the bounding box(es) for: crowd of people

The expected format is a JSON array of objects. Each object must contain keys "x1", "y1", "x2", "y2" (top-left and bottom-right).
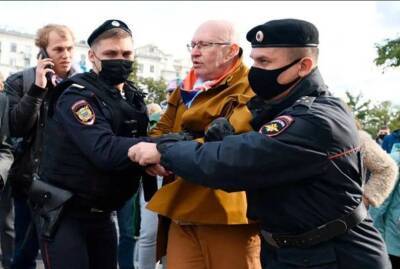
[{"x1": 0, "y1": 17, "x2": 399, "y2": 269}]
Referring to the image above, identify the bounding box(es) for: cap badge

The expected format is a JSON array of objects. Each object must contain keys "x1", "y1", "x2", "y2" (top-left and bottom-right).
[
  {"x1": 111, "y1": 20, "x2": 120, "y2": 27},
  {"x1": 256, "y1": 30, "x2": 264, "y2": 42}
]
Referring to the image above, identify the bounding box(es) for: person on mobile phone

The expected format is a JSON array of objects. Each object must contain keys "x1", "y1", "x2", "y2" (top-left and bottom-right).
[{"x1": 4, "y1": 24, "x2": 76, "y2": 269}]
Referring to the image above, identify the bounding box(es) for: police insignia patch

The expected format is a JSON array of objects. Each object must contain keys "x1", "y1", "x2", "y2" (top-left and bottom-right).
[
  {"x1": 259, "y1": 115, "x2": 294, "y2": 137},
  {"x1": 71, "y1": 100, "x2": 95, "y2": 125}
]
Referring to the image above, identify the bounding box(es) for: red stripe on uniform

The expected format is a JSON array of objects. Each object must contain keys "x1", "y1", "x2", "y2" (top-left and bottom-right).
[
  {"x1": 43, "y1": 240, "x2": 52, "y2": 269},
  {"x1": 328, "y1": 146, "x2": 361, "y2": 160}
]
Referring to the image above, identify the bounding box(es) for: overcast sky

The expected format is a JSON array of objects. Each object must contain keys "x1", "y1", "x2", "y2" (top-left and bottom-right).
[{"x1": 1, "y1": 1, "x2": 399, "y2": 104}]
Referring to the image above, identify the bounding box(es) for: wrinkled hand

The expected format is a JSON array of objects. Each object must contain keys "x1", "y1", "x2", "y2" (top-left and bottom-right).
[
  {"x1": 145, "y1": 164, "x2": 171, "y2": 177},
  {"x1": 35, "y1": 57, "x2": 55, "y2": 89},
  {"x1": 128, "y1": 142, "x2": 160, "y2": 166},
  {"x1": 204, "y1": 117, "x2": 235, "y2": 142}
]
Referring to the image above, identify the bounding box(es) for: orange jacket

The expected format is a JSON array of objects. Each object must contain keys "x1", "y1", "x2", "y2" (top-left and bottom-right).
[{"x1": 147, "y1": 59, "x2": 255, "y2": 224}]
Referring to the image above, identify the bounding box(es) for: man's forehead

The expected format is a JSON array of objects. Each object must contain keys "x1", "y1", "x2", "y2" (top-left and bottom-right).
[
  {"x1": 193, "y1": 23, "x2": 228, "y2": 41},
  {"x1": 97, "y1": 37, "x2": 133, "y2": 48},
  {"x1": 250, "y1": 47, "x2": 283, "y2": 58},
  {"x1": 48, "y1": 31, "x2": 74, "y2": 45},
  {"x1": 192, "y1": 29, "x2": 220, "y2": 41},
  {"x1": 48, "y1": 30, "x2": 72, "y2": 40}
]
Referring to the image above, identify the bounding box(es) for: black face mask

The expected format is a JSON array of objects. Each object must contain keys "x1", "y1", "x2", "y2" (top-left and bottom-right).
[
  {"x1": 378, "y1": 134, "x2": 386, "y2": 139},
  {"x1": 248, "y1": 58, "x2": 302, "y2": 100},
  {"x1": 99, "y1": 59, "x2": 133, "y2": 85}
]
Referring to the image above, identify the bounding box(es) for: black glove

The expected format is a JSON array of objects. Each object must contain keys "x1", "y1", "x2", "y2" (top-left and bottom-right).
[
  {"x1": 204, "y1": 117, "x2": 235, "y2": 142},
  {"x1": 156, "y1": 131, "x2": 194, "y2": 153}
]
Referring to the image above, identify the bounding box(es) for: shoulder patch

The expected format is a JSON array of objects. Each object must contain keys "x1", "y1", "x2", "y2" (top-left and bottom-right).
[
  {"x1": 71, "y1": 100, "x2": 95, "y2": 125},
  {"x1": 259, "y1": 115, "x2": 294, "y2": 137}
]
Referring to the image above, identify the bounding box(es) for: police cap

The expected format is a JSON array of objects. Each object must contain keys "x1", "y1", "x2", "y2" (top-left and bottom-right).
[
  {"x1": 87, "y1": 19, "x2": 132, "y2": 46},
  {"x1": 246, "y1": 19, "x2": 319, "y2": 48}
]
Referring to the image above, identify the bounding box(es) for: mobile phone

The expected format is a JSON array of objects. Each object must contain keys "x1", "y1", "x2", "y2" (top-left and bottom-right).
[
  {"x1": 37, "y1": 48, "x2": 54, "y2": 83},
  {"x1": 37, "y1": 48, "x2": 50, "y2": 60}
]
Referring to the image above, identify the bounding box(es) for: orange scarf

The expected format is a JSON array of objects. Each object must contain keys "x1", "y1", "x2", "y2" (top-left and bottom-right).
[{"x1": 181, "y1": 58, "x2": 241, "y2": 92}]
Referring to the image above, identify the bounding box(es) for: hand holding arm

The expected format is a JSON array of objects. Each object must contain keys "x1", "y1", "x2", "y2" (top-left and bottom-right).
[
  {"x1": 204, "y1": 117, "x2": 235, "y2": 142},
  {"x1": 128, "y1": 142, "x2": 161, "y2": 166},
  {"x1": 145, "y1": 164, "x2": 171, "y2": 177}
]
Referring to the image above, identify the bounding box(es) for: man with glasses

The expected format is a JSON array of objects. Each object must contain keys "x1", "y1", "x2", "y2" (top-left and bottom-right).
[
  {"x1": 141, "y1": 20, "x2": 261, "y2": 269},
  {"x1": 130, "y1": 19, "x2": 390, "y2": 268}
]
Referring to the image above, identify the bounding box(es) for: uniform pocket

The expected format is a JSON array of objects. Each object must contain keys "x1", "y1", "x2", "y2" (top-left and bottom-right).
[{"x1": 276, "y1": 243, "x2": 337, "y2": 268}]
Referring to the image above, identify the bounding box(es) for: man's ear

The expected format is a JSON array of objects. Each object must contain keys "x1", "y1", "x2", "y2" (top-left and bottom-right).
[
  {"x1": 298, "y1": 57, "x2": 314, "y2": 77},
  {"x1": 225, "y1": 44, "x2": 240, "y2": 62},
  {"x1": 88, "y1": 49, "x2": 99, "y2": 72},
  {"x1": 88, "y1": 49, "x2": 95, "y2": 63}
]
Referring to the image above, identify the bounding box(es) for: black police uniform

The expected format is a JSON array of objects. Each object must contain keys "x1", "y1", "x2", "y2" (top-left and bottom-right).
[
  {"x1": 36, "y1": 20, "x2": 150, "y2": 269},
  {"x1": 154, "y1": 19, "x2": 391, "y2": 269},
  {"x1": 37, "y1": 71, "x2": 150, "y2": 269}
]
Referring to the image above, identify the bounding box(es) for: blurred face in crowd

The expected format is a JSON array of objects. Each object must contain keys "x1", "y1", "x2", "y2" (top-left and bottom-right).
[
  {"x1": 378, "y1": 128, "x2": 390, "y2": 138},
  {"x1": 46, "y1": 30, "x2": 74, "y2": 77},
  {"x1": 189, "y1": 20, "x2": 239, "y2": 81}
]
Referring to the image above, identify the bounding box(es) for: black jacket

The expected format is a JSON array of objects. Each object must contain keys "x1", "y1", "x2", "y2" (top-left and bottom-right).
[
  {"x1": 39, "y1": 72, "x2": 150, "y2": 210},
  {"x1": 4, "y1": 68, "x2": 76, "y2": 196},
  {"x1": 0, "y1": 93, "x2": 13, "y2": 189},
  {"x1": 158, "y1": 69, "x2": 390, "y2": 268}
]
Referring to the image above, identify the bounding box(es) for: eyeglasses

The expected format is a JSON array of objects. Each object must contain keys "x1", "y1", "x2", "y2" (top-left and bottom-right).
[{"x1": 186, "y1": 41, "x2": 231, "y2": 52}]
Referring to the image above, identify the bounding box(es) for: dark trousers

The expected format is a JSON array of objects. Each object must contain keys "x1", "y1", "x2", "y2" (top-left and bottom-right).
[
  {"x1": 40, "y1": 209, "x2": 117, "y2": 269},
  {"x1": 0, "y1": 183, "x2": 14, "y2": 269},
  {"x1": 117, "y1": 196, "x2": 136, "y2": 269},
  {"x1": 11, "y1": 197, "x2": 39, "y2": 269},
  {"x1": 390, "y1": 255, "x2": 400, "y2": 269}
]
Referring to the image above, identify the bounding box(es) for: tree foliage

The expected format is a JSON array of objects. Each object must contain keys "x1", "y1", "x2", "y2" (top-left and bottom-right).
[
  {"x1": 374, "y1": 37, "x2": 400, "y2": 69},
  {"x1": 128, "y1": 61, "x2": 139, "y2": 82},
  {"x1": 345, "y1": 91, "x2": 371, "y2": 123},
  {"x1": 345, "y1": 91, "x2": 400, "y2": 137},
  {"x1": 139, "y1": 77, "x2": 167, "y2": 104},
  {"x1": 128, "y1": 61, "x2": 167, "y2": 104}
]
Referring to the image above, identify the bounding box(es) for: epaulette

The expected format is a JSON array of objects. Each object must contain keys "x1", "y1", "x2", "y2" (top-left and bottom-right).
[
  {"x1": 70, "y1": 83, "x2": 85, "y2": 89},
  {"x1": 293, "y1": 96, "x2": 316, "y2": 109}
]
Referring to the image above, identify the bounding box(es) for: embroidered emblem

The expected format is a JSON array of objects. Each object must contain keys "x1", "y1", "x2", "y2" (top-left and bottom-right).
[
  {"x1": 256, "y1": 30, "x2": 264, "y2": 42},
  {"x1": 71, "y1": 100, "x2": 95, "y2": 125},
  {"x1": 259, "y1": 115, "x2": 294, "y2": 137}
]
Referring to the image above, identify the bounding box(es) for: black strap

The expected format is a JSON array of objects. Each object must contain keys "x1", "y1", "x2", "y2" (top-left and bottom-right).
[
  {"x1": 22, "y1": 67, "x2": 35, "y2": 94},
  {"x1": 261, "y1": 202, "x2": 367, "y2": 248}
]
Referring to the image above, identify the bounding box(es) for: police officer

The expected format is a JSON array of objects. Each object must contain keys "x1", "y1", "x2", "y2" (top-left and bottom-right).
[
  {"x1": 37, "y1": 20, "x2": 149, "y2": 269},
  {"x1": 129, "y1": 19, "x2": 391, "y2": 269}
]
